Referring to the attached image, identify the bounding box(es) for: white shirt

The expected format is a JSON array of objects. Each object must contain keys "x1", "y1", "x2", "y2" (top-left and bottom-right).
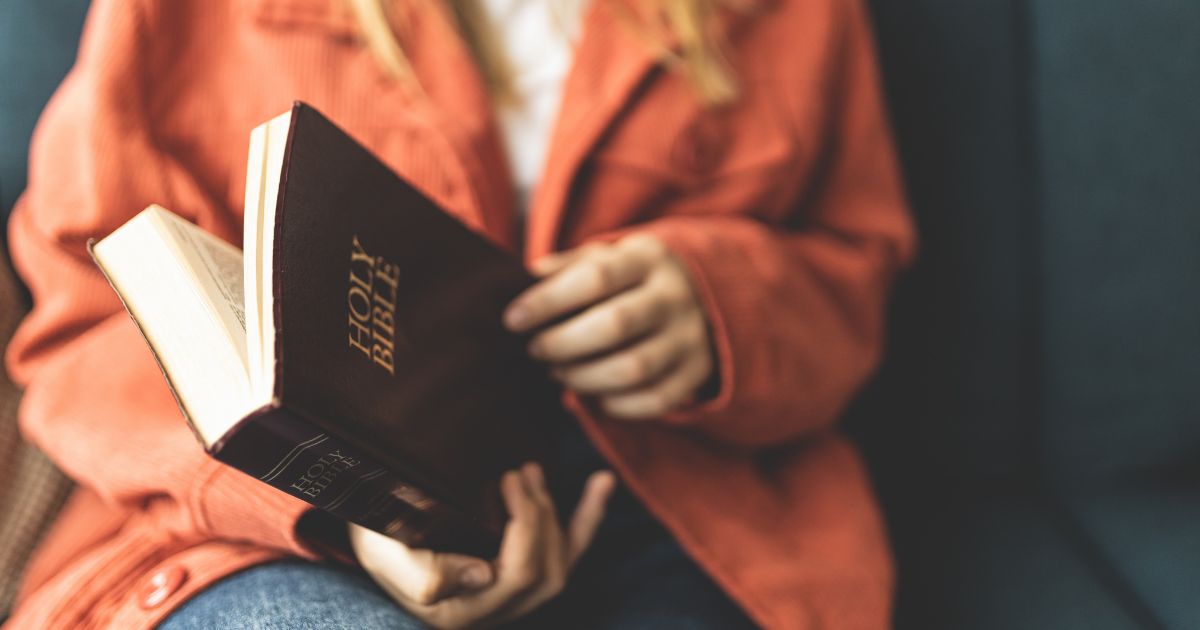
[{"x1": 474, "y1": 0, "x2": 589, "y2": 215}]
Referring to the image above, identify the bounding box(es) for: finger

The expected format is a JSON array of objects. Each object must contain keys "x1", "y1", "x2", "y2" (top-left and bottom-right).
[
  {"x1": 434, "y1": 469, "x2": 553, "y2": 622},
  {"x1": 567, "y1": 471, "x2": 617, "y2": 567},
  {"x1": 357, "y1": 471, "x2": 558, "y2": 628},
  {"x1": 349, "y1": 526, "x2": 493, "y2": 606},
  {"x1": 529, "y1": 243, "x2": 603, "y2": 277},
  {"x1": 494, "y1": 468, "x2": 546, "y2": 590},
  {"x1": 519, "y1": 463, "x2": 567, "y2": 599},
  {"x1": 502, "y1": 468, "x2": 542, "y2": 545},
  {"x1": 552, "y1": 325, "x2": 687, "y2": 394},
  {"x1": 504, "y1": 245, "x2": 657, "y2": 333},
  {"x1": 527, "y1": 284, "x2": 669, "y2": 363},
  {"x1": 599, "y1": 344, "x2": 713, "y2": 420},
  {"x1": 406, "y1": 552, "x2": 495, "y2": 605},
  {"x1": 520, "y1": 462, "x2": 557, "y2": 515},
  {"x1": 526, "y1": 233, "x2": 668, "y2": 292},
  {"x1": 485, "y1": 466, "x2": 581, "y2": 625}
]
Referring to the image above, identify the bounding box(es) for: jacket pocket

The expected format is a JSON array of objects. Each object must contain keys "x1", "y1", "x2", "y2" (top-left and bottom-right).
[
  {"x1": 239, "y1": 0, "x2": 362, "y2": 40},
  {"x1": 590, "y1": 79, "x2": 803, "y2": 195}
]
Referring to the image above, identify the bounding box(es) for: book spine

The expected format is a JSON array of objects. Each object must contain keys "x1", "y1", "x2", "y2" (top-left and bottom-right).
[{"x1": 212, "y1": 408, "x2": 499, "y2": 557}]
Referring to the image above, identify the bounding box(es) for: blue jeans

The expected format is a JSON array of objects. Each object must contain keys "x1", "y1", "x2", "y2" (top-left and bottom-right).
[
  {"x1": 160, "y1": 419, "x2": 757, "y2": 628},
  {"x1": 159, "y1": 485, "x2": 757, "y2": 628},
  {"x1": 158, "y1": 529, "x2": 753, "y2": 629}
]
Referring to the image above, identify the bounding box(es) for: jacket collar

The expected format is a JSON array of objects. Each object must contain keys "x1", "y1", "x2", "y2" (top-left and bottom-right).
[
  {"x1": 243, "y1": 0, "x2": 770, "y2": 258},
  {"x1": 526, "y1": 0, "x2": 772, "y2": 258},
  {"x1": 243, "y1": 0, "x2": 517, "y2": 246}
]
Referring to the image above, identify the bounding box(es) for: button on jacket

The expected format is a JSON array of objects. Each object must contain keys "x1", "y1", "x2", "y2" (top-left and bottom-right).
[{"x1": 4, "y1": 0, "x2": 915, "y2": 628}]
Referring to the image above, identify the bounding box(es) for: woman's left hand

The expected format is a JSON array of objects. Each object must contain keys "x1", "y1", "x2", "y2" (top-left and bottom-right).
[{"x1": 504, "y1": 234, "x2": 714, "y2": 420}]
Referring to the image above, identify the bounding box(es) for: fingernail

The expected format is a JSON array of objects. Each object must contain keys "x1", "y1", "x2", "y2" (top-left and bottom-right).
[
  {"x1": 522, "y1": 462, "x2": 540, "y2": 487},
  {"x1": 504, "y1": 305, "x2": 529, "y2": 330},
  {"x1": 531, "y1": 463, "x2": 545, "y2": 487},
  {"x1": 595, "y1": 470, "x2": 617, "y2": 492},
  {"x1": 501, "y1": 471, "x2": 518, "y2": 490},
  {"x1": 506, "y1": 469, "x2": 528, "y2": 492},
  {"x1": 461, "y1": 564, "x2": 491, "y2": 588}
]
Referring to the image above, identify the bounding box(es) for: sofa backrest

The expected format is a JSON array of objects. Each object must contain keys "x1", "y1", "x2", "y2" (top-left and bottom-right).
[
  {"x1": 1031, "y1": 2, "x2": 1200, "y2": 488},
  {"x1": 0, "y1": 0, "x2": 91, "y2": 617},
  {"x1": 855, "y1": 0, "x2": 1200, "y2": 497},
  {"x1": 852, "y1": 0, "x2": 1042, "y2": 494},
  {"x1": 0, "y1": 0, "x2": 90, "y2": 218}
]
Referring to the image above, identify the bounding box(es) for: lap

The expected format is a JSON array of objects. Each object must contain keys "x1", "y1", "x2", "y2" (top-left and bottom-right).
[
  {"x1": 163, "y1": 423, "x2": 757, "y2": 629},
  {"x1": 160, "y1": 531, "x2": 755, "y2": 629},
  {"x1": 517, "y1": 522, "x2": 757, "y2": 629},
  {"x1": 157, "y1": 561, "x2": 423, "y2": 630}
]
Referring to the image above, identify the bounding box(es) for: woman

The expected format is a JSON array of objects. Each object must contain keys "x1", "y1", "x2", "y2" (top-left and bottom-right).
[{"x1": 4, "y1": 0, "x2": 913, "y2": 627}]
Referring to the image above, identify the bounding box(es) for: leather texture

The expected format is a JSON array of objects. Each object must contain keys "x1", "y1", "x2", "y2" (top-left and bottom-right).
[{"x1": 266, "y1": 104, "x2": 558, "y2": 553}]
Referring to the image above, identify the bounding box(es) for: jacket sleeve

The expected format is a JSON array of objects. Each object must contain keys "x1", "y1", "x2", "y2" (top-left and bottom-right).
[
  {"x1": 5, "y1": 0, "x2": 322, "y2": 557},
  {"x1": 625, "y1": 0, "x2": 916, "y2": 448}
]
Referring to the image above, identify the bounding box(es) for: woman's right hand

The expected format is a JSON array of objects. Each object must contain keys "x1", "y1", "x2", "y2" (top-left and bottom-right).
[{"x1": 349, "y1": 464, "x2": 616, "y2": 629}]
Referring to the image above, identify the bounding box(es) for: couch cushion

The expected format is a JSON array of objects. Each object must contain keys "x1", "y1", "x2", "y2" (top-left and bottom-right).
[
  {"x1": 859, "y1": 0, "x2": 1200, "y2": 626},
  {"x1": 0, "y1": 242, "x2": 72, "y2": 618},
  {"x1": 0, "y1": 0, "x2": 91, "y2": 217},
  {"x1": 1065, "y1": 485, "x2": 1200, "y2": 629},
  {"x1": 1031, "y1": 5, "x2": 1200, "y2": 622},
  {"x1": 0, "y1": 0, "x2": 92, "y2": 616},
  {"x1": 891, "y1": 492, "x2": 1147, "y2": 630}
]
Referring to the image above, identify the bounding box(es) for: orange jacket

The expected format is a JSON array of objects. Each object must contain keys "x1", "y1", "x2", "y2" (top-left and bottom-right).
[{"x1": 4, "y1": 0, "x2": 914, "y2": 627}]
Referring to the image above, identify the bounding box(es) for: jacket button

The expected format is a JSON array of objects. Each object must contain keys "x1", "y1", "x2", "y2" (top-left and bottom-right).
[{"x1": 138, "y1": 566, "x2": 188, "y2": 610}]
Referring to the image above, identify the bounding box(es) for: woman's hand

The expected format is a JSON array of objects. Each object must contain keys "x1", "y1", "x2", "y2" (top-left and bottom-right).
[
  {"x1": 504, "y1": 234, "x2": 715, "y2": 420},
  {"x1": 350, "y1": 464, "x2": 615, "y2": 629}
]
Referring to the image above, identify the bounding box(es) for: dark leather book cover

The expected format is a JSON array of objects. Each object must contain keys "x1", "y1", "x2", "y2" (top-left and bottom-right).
[{"x1": 214, "y1": 102, "x2": 562, "y2": 557}]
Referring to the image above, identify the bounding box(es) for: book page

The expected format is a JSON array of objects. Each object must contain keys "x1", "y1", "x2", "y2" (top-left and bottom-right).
[
  {"x1": 244, "y1": 122, "x2": 268, "y2": 398},
  {"x1": 244, "y1": 110, "x2": 291, "y2": 399},
  {"x1": 92, "y1": 206, "x2": 259, "y2": 446},
  {"x1": 157, "y1": 211, "x2": 250, "y2": 372}
]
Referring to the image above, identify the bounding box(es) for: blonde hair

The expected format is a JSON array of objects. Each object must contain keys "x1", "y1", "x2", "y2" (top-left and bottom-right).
[{"x1": 344, "y1": 0, "x2": 743, "y2": 106}]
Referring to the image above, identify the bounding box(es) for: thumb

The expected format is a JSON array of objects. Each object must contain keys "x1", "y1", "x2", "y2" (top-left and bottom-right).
[
  {"x1": 422, "y1": 552, "x2": 495, "y2": 602},
  {"x1": 397, "y1": 548, "x2": 495, "y2": 606},
  {"x1": 567, "y1": 470, "x2": 617, "y2": 568},
  {"x1": 529, "y1": 243, "x2": 604, "y2": 277},
  {"x1": 351, "y1": 525, "x2": 493, "y2": 606}
]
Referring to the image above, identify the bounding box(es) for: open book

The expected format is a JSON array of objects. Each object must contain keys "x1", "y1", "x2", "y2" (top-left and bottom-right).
[{"x1": 90, "y1": 103, "x2": 559, "y2": 556}]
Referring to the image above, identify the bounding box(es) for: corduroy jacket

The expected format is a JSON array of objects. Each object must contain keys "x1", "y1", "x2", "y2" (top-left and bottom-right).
[{"x1": 4, "y1": 0, "x2": 914, "y2": 627}]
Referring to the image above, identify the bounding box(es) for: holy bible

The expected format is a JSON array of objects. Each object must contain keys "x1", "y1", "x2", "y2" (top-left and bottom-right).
[{"x1": 89, "y1": 102, "x2": 559, "y2": 557}]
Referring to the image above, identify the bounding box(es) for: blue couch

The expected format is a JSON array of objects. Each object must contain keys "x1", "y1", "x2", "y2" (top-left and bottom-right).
[
  {"x1": 0, "y1": 0, "x2": 89, "y2": 617},
  {"x1": 2, "y1": 1, "x2": 1197, "y2": 628},
  {"x1": 852, "y1": 1, "x2": 1200, "y2": 628}
]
